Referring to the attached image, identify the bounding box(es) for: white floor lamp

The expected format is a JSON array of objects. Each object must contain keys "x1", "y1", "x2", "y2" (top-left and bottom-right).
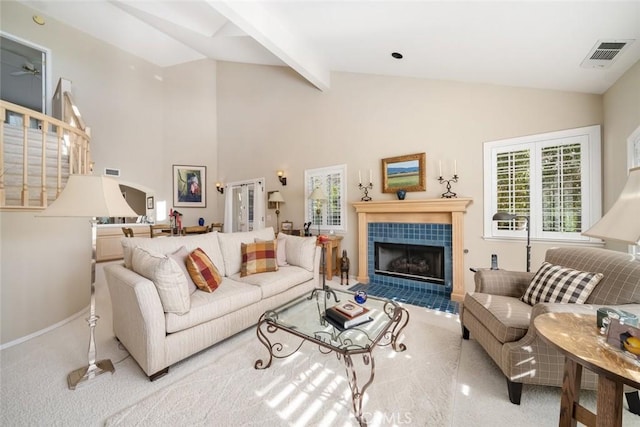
[
  {"x1": 268, "y1": 191, "x2": 285, "y2": 233},
  {"x1": 39, "y1": 174, "x2": 138, "y2": 390},
  {"x1": 308, "y1": 187, "x2": 327, "y2": 236}
]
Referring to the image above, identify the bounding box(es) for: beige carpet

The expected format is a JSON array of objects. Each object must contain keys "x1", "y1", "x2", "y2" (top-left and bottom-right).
[{"x1": 105, "y1": 306, "x2": 461, "y2": 427}]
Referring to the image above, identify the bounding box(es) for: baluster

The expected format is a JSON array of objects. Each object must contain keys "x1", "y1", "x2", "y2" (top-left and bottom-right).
[
  {"x1": 57, "y1": 126, "x2": 63, "y2": 197},
  {"x1": 22, "y1": 114, "x2": 29, "y2": 206},
  {"x1": 0, "y1": 105, "x2": 5, "y2": 206},
  {"x1": 41, "y1": 120, "x2": 48, "y2": 207}
]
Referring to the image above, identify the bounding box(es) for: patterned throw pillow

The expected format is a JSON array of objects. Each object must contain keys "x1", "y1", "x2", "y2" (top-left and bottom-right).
[
  {"x1": 241, "y1": 240, "x2": 278, "y2": 277},
  {"x1": 521, "y1": 262, "x2": 603, "y2": 305},
  {"x1": 186, "y1": 248, "x2": 223, "y2": 293}
]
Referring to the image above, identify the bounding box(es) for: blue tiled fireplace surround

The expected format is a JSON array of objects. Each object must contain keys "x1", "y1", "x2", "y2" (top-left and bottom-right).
[{"x1": 368, "y1": 222, "x2": 452, "y2": 298}]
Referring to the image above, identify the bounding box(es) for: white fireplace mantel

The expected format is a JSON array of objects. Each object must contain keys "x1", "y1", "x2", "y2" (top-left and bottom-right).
[{"x1": 352, "y1": 198, "x2": 472, "y2": 302}]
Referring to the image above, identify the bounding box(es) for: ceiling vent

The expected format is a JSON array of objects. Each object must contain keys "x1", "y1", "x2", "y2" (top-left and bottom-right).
[{"x1": 581, "y1": 39, "x2": 634, "y2": 69}]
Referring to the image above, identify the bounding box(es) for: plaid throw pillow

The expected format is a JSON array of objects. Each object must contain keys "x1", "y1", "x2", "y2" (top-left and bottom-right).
[
  {"x1": 186, "y1": 248, "x2": 222, "y2": 293},
  {"x1": 521, "y1": 262, "x2": 603, "y2": 305},
  {"x1": 241, "y1": 240, "x2": 278, "y2": 277}
]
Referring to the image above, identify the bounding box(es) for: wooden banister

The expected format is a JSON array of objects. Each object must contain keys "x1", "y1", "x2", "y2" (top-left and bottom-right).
[{"x1": 1, "y1": 99, "x2": 92, "y2": 210}]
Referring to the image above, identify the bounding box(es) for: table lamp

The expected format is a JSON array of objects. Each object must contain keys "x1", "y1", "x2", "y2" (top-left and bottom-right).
[
  {"x1": 39, "y1": 174, "x2": 138, "y2": 389},
  {"x1": 581, "y1": 166, "x2": 640, "y2": 415},
  {"x1": 582, "y1": 166, "x2": 640, "y2": 247},
  {"x1": 308, "y1": 186, "x2": 327, "y2": 235},
  {"x1": 493, "y1": 212, "x2": 531, "y2": 272},
  {"x1": 268, "y1": 191, "x2": 285, "y2": 233}
]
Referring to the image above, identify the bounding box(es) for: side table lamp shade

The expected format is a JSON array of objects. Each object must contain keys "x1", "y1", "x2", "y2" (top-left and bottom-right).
[
  {"x1": 268, "y1": 190, "x2": 285, "y2": 233},
  {"x1": 308, "y1": 187, "x2": 327, "y2": 235},
  {"x1": 582, "y1": 166, "x2": 640, "y2": 245},
  {"x1": 39, "y1": 174, "x2": 138, "y2": 389}
]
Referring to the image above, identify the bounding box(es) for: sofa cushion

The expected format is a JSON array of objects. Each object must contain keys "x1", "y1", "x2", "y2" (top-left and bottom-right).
[
  {"x1": 167, "y1": 246, "x2": 197, "y2": 294},
  {"x1": 233, "y1": 265, "x2": 314, "y2": 299},
  {"x1": 131, "y1": 247, "x2": 191, "y2": 314},
  {"x1": 187, "y1": 248, "x2": 223, "y2": 293},
  {"x1": 464, "y1": 292, "x2": 531, "y2": 343},
  {"x1": 121, "y1": 232, "x2": 225, "y2": 276},
  {"x1": 522, "y1": 262, "x2": 603, "y2": 305},
  {"x1": 217, "y1": 228, "x2": 276, "y2": 276},
  {"x1": 280, "y1": 234, "x2": 316, "y2": 271},
  {"x1": 165, "y1": 278, "x2": 262, "y2": 333},
  {"x1": 276, "y1": 233, "x2": 288, "y2": 266},
  {"x1": 241, "y1": 241, "x2": 278, "y2": 277}
]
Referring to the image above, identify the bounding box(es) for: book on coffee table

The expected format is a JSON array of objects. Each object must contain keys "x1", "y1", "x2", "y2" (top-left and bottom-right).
[
  {"x1": 333, "y1": 301, "x2": 365, "y2": 317},
  {"x1": 325, "y1": 305, "x2": 372, "y2": 329}
]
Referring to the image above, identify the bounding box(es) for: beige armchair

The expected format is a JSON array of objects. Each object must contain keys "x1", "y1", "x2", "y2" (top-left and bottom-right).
[{"x1": 461, "y1": 247, "x2": 640, "y2": 408}]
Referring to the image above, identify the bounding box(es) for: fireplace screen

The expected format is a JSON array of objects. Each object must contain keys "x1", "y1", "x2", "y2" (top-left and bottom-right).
[{"x1": 374, "y1": 242, "x2": 445, "y2": 284}]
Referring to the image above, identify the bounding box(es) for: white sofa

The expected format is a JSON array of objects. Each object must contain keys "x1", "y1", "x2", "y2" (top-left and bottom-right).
[{"x1": 104, "y1": 227, "x2": 320, "y2": 380}]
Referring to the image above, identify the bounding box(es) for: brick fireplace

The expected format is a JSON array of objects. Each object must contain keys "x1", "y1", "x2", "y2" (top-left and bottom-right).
[{"x1": 353, "y1": 198, "x2": 472, "y2": 302}]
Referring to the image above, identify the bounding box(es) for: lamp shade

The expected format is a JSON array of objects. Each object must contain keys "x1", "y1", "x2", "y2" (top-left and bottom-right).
[
  {"x1": 309, "y1": 187, "x2": 327, "y2": 201},
  {"x1": 493, "y1": 212, "x2": 518, "y2": 221},
  {"x1": 268, "y1": 191, "x2": 285, "y2": 203},
  {"x1": 582, "y1": 166, "x2": 640, "y2": 245},
  {"x1": 39, "y1": 174, "x2": 138, "y2": 218}
]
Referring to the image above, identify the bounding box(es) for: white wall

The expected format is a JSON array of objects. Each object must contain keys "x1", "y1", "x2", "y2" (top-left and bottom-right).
[
  {"x1": 216, "y1": 61, "x2": 604, "y2": 291},
  {"x1": 602, "y1": 60, "x2": 640, "y2": 252}
]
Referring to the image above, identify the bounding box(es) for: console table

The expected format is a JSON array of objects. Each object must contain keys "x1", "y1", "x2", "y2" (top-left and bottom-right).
[
  {"x1": 317, "y1": 235, "x2": 343, "y2": 280},
  {"x1": 535, "y1": 313, "x2": 640, "y2": 427}
]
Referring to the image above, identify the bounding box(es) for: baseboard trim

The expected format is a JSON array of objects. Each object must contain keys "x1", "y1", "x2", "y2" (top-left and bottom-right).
[{"x1": 0, "y1": 306, "x2": 87, "y2": 350}]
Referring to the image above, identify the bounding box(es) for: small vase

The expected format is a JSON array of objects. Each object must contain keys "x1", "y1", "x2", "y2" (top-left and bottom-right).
[
  {"x1": 198, "y1": 217, "x2": 205, "y2": 226},
  {"x1": 396, "y1": 189, "x2": 407, "y2": 200},
  {"x1": 354, "y1": 290, "x2": 367, "y2": 304}
]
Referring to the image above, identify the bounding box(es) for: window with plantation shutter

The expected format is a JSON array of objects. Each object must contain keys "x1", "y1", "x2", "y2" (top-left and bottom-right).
[
  {"x1": 484, "y1": 125, "x2": 601, "y2": 243},
  {"x1": 305, "y1": 164, "x2": 347, "y2": 233}
]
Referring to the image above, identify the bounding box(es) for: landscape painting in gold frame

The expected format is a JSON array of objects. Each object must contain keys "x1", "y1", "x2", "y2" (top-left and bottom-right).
[{"x1": 381, "y1": 153, "x2": 426, "y2": 193}]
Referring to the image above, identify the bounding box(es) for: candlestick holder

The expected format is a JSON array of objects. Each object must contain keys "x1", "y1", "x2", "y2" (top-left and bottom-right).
[
  {"x1": 358, "y1": 182, "x2": 373, "y2": 201},
  {"x1": 438, "y1": 175, "x2": 459, "y2": 198}
]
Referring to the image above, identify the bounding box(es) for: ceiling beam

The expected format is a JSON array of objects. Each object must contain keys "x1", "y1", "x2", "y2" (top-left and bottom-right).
[{"x1": 207, "y1": 1, "x2": 330, "y2": 91}]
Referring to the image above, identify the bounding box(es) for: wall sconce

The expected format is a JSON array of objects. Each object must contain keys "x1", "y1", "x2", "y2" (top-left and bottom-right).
[
  {"x1": 277, "y1": 170, "x2": 287, "y2": 186},
  {"x1": 216, "y1": 182, "x2": 224, "y2": 194}
]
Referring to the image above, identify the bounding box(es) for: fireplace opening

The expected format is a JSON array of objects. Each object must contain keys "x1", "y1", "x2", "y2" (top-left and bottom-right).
[{"x1": 374, "y1": 242, "x2": 445, "y2": 284}]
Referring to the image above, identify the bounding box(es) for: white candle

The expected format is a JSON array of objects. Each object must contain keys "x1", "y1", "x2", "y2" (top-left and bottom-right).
[
  {"x1": 454, "y1": 159, "x2": 457, "y2": 175},
  {"x1": 369, "y1": 169, "x2": 372, "y2": 184},
  {"x1": 439, "y1": 160, "x2": 442, "y2": 177},
  {"x1": 358, "y1": 170, "x2": 362, "y2": 184}
]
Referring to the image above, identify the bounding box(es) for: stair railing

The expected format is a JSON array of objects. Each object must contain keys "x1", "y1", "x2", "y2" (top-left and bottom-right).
[{"x1": 0, "y1": 99, "x2": 92, "y2": 210}]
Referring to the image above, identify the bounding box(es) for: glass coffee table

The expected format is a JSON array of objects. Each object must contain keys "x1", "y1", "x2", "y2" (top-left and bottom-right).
[{"x1": 254, "y1": 288, "x2": 410, "y2": 426}]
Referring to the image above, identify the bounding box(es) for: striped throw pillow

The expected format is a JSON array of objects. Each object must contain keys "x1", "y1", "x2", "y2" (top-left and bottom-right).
[
  {"x1": 521, "y1": 262, "x2": 603, "y2": 305},
  {"x1": 186, "y1": 248, "x2": 222, "y2": 293},
  {"x1": 241, "y1": 240, "x2": 278, "y2": 277}
]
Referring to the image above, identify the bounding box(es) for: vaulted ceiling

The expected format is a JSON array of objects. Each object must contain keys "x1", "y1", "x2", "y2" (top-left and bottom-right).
[{"x1": 18, "y1": 1, "x2": 640, "y2": 94}]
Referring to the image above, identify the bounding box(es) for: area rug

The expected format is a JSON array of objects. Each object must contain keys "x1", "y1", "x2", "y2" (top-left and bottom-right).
[{"x1": 105, "y1": 305, "x2": 461, "y2": 426}]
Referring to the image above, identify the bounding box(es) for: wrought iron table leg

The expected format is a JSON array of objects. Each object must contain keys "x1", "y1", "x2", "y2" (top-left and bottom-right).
[
  {"x1": 343, "y1": 352, "x2": 375, "y2": 427},
  {"x1": 254, "y1": 312, "x2": 275, "y2": 369},
  {"x1": 385, "y1": 307, "x2": 409, "y2": 352}
]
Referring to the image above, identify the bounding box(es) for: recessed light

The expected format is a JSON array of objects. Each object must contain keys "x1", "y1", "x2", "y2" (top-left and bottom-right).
[
  {"x1": 32, "y1": 15, "x2": 45, "y2": 25},
  {"x1": 391, "y1": 52, "x2": 403, "y2": 59}
]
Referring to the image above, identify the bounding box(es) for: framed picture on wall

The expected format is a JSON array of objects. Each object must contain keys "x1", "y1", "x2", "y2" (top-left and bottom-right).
[
  {"x1": 146, "y1": 196, "x2": 154, "y2": 210},
  {"x1": 173, "y1": 165, "x2": 206, "y2": 208},
  {"x1": 381, "y1": 152, "x2": 426, "y2": 193}
]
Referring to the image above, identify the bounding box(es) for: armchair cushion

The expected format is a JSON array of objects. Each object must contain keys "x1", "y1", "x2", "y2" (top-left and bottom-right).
[
  {"x1": 464, "y1": 293, "x2": 531, "y2": 343},
  {"x1": 522, "y1": 262, "x2": 603, "y2": 305}
]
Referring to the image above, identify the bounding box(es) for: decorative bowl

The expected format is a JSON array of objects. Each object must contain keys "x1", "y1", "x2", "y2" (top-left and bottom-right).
[{"x1": 623, "y1": 338, "x2": 640, "y2": 356}]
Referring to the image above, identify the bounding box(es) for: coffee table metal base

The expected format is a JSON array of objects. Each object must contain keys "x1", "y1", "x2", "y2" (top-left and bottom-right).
[{"x1": 254, "y1": 302, "x2": 409, "y2": 426}]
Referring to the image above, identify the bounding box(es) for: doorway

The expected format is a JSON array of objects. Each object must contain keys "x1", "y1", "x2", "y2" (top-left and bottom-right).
[
  {"x1": 1, "y1": 33, "x2": 50, "y2": 114},
  {"x1": 224, "y1": 178, "x2": 265, "y2": 232}
]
